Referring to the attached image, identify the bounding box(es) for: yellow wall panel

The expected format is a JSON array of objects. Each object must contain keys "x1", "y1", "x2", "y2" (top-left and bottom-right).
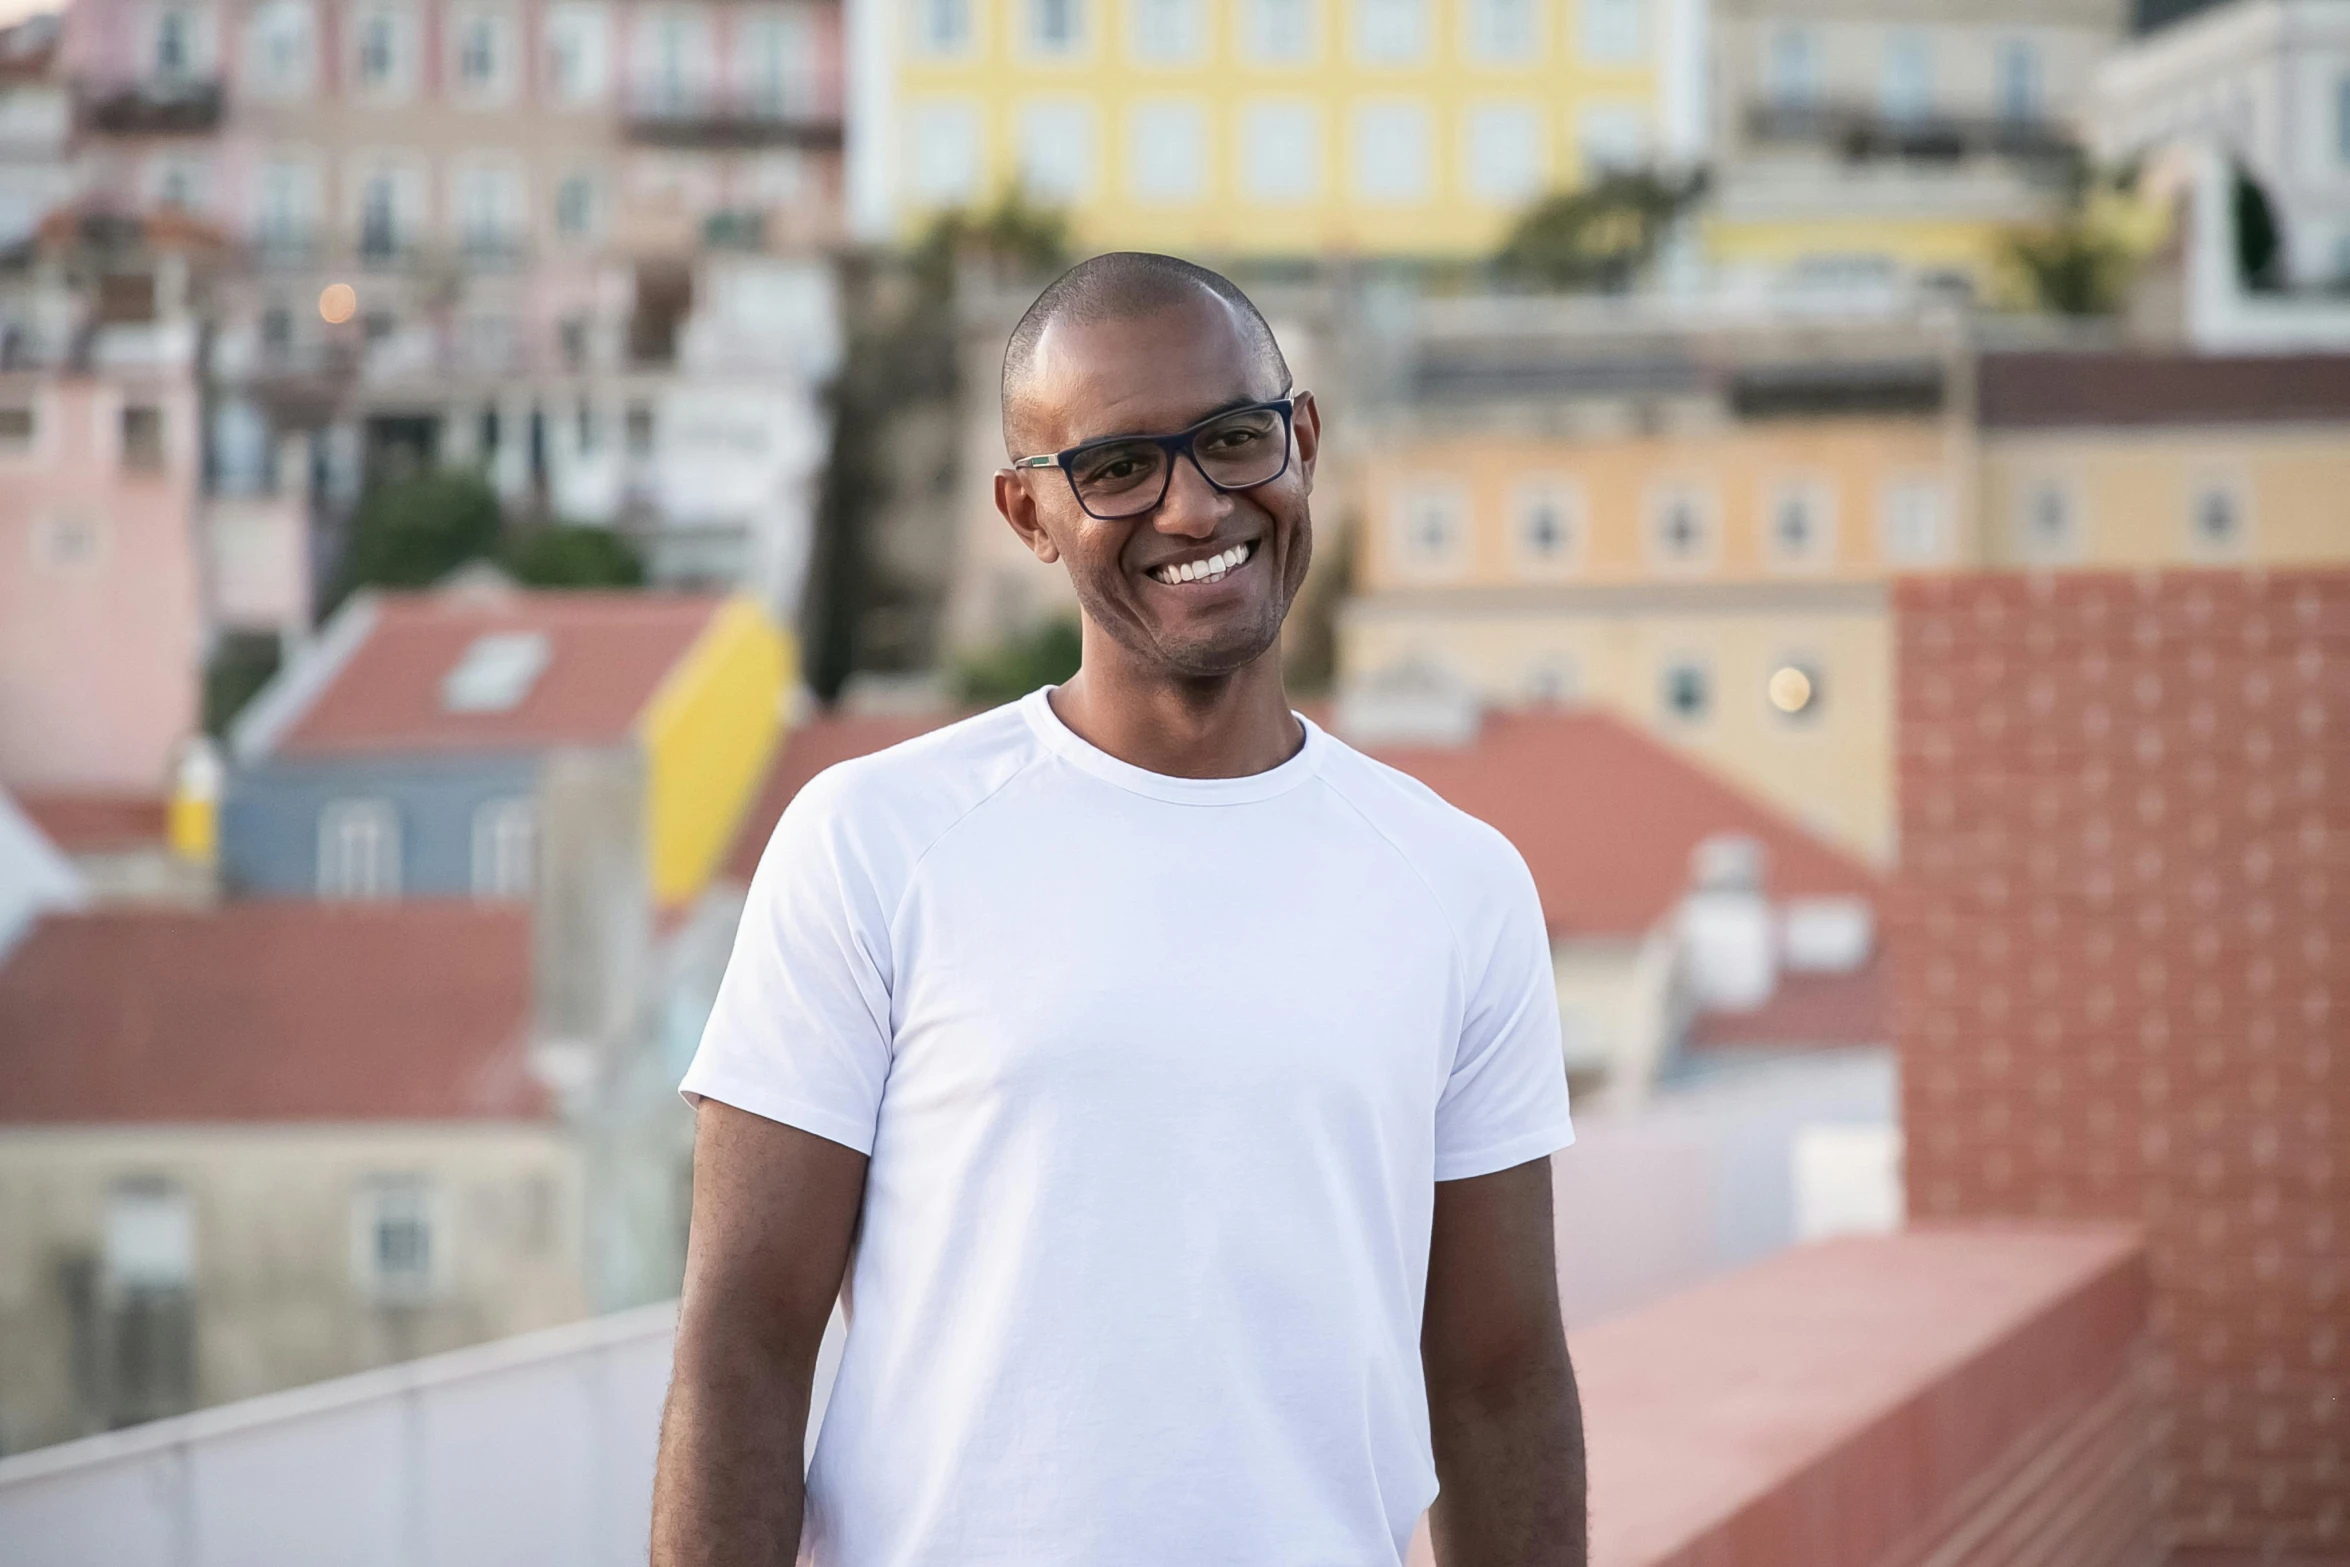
[{"x1": 638, "y1": 598, "x2": 793, "y2": 907}]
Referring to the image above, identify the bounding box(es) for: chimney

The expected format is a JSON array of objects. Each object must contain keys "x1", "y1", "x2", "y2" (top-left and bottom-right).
[{"x1": 1678, "y1": 833, "x2": 1775, "y2": 1012}]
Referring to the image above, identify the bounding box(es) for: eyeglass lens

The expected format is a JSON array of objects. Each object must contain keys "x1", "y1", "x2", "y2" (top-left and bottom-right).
[{"x1": 1067, "y1": 406, "x2": 1288, "y2": 519}]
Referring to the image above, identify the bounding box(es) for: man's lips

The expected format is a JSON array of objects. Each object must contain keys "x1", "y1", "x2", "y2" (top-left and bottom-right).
[{"x1": 1142, "y1": 539, "x2": 1259, "y2": 586}]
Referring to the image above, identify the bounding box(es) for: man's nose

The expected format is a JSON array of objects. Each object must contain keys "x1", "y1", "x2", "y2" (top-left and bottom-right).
[{"x1": 1152, "y1": 451, "x2": 1230, "y2": 539}]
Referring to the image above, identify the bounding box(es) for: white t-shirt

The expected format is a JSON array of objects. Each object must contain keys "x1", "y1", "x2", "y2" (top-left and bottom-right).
[{"x1": 682, "y1": 688, "x2": 1573, "y2": 1567}]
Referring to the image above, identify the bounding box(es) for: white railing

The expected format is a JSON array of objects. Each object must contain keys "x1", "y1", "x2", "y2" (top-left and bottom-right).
[{"x1": 0, "y1": 1303, "x2": 679, "y2": 1567}]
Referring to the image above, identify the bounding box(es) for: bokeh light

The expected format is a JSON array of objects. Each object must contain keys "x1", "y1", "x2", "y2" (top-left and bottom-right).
[{"x1": 317, "y1": 283, "x2": 356, "y2": 325}]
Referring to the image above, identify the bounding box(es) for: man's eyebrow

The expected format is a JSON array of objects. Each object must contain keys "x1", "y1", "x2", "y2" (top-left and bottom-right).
[{"x1": 1062, "y1": 390, "x2": 1285, "y2": 450}]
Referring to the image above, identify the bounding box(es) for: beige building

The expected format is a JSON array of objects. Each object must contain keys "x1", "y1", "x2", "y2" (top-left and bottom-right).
[
  {"x1": 1339, "y1": 328, "x2": 2350, "y2": 864},
  {"x1": 0, "y1": 901, "x2": 589, "y2": 1454}
]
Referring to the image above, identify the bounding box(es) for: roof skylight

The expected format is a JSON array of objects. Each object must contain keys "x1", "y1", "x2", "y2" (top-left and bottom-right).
[{"x1": 441, "y1": 631, "x2": 551, "y2": 714}]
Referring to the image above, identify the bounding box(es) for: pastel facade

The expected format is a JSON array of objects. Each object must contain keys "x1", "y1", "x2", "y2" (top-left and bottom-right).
[
  {"x1": 0, "y1": 364, "x2": 204, "y2": 797},
  {"x1": 851, "y1": 0, "x2": 1703, "y2": 254},
  {"x1": 1705, "y1": 0, "x2": 2125, "y2": 294},
  {"x1": 221, "y1": 584, "x2": 789, "y2": 908}
]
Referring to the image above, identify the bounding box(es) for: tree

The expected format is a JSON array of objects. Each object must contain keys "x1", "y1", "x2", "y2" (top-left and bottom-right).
[
  {"x1": 327, "y1": 468, "x2": 502, "y2": 612},
  {"x1": 1494, "y1": 169, "x2": 1708, "y2": 292},
  {"x1": 951, "y1": 619, "x2": 1082, "y2": 706},
  {"x1": 503, "y1": 524, "x2": 646, "y2": 588},
  {"x1": 2233, "y1": 165, "x2": 2283, "y2": 291},
  {"x1": 2000, "y1": 165, "x2": 2169, "y2": 318}
]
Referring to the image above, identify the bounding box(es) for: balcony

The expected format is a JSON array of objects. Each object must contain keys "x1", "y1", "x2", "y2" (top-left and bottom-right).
[
  {"x1": 623, "y1": 93, "x2": 842, "y2": 150},
  {"x1": 1744, "y1": 102, "x2": 2076, "y2": 167},
  {"x1": 76, "y1": 76, "x2": 224, "y2": 135}
]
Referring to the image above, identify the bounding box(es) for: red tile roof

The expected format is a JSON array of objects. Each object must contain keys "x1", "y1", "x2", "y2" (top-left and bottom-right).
[
  {"x1": 0, "y1": 902, "x2": 543, "y2": 1123},
  {"x1": 13, "y1": 792, "x2": 169, "y2": 853},
  {"x1": 1688, "y1": 955, "x2": 1887, "y2": 1050},
  {"x1": 1366, "y1": 709, "x2": 1882, "y2": 936},
  {"x1": 723, "y1": 710, "x2": 975, "y2": 883},
  {"x1": 725, "y1": 704, "x2": 1880, "y2": 936},
  {"x1": 277, "y1": 588, "x2": 725, "y2": 757}
]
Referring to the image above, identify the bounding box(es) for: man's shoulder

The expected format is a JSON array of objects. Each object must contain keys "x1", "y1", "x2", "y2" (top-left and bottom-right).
[
  {"x1": 1311, "y1": 730, "x2": 1532, "y2": 900},
  {"x1": 758, "y1": 701, "x2": 1046, "y2": 882}
]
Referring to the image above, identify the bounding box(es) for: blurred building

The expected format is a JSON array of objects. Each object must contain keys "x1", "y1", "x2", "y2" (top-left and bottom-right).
[
  {"x1": 1707, "y1": 0, "x2": 2127, "y2": 297},
  {"x1": 0, "y1": 900, "x2": 587, "y2": 1454},
  {"x1": 59, "y1": 0, "x2": 848, "y2": 617},
  {"x1": 0, "y1": 14, "x2": 74, "y2": 248},
  {"x1": 1339, "y1": 316, "x2": 2350, "y2": 863},
  {"x1": 2094, "y1": 0, "x2": 2350, "y2": 292},
  {"x1": 219, "y1": 578, "x2": 788, "y2": 913},
  {"x1": 847, "y1": 0, "x2": 1704, "y2": 254},
  {"x1": 1894, "y1": 568, "x2": 2348, "y2": 1561}
]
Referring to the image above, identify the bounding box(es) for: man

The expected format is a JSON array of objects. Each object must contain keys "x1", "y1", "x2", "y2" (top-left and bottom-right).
[{"x1": 655, "y1": 253, "x2": 1585, "y2": 1567}]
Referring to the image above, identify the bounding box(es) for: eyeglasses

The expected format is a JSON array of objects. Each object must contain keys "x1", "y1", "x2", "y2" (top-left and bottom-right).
[{"x1": 1011, "y1": 395, "x2": 1300, "y2": 521}]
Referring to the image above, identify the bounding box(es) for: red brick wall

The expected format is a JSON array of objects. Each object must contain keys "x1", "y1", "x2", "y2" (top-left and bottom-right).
[{"x1": 1893, "y1": 571, "x2": 2349, "y2": 1563}]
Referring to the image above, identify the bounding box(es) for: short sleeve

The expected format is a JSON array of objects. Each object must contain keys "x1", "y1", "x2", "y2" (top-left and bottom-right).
[
  {"x1": 1433, "y1": 847, "x2": 1574, "y2": 1182},
  {"x1": 679, "y1": 771, "x2": 896, "y2": 1156}
]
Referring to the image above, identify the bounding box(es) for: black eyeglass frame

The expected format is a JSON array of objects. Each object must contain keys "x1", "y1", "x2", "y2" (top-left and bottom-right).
[{"x1": 1010, "y1": 394, "x2": 1302, "y2": 521}]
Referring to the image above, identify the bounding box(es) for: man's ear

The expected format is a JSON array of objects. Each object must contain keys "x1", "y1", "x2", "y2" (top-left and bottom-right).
[
  {"x1": 1292, "y1": 392, "x2": 1322, "y2": 495},
  {"x1": 994, "y1": 468, "x2": 1062, "y2": 564}
]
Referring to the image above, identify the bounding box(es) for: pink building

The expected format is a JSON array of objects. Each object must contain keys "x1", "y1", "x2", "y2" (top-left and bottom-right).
[{"x1": 0, "y1": 347, "x2": 203, "y2": 797}]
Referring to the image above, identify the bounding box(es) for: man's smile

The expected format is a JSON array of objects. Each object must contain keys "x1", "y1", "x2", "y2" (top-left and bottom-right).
[{"x1": 1143, "y1": 538, "x2": 1260, "y2": 587}]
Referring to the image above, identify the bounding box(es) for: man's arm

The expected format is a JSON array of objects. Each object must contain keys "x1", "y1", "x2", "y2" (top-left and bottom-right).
[
  {"x1": 652, "y1": 1099, "x2": 869, "y2": 1567},
  {"x1": 1422, "y1": 1156, "x2": 1586, "y2": 1567}
]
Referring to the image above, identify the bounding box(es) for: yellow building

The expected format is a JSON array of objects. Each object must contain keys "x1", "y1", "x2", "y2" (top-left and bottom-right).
[
  {"x1": 1702, "y1": 0, "x2": 2125, "y2": 294},
  {"x1": 1339, "y1": 343, "x2": 2350, "y2": 865},
  {"x1": 848, "y1": 0, "x2": 1701, "y2": 254}
]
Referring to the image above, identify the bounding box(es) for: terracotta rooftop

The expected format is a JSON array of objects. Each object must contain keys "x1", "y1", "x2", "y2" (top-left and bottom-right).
[
  {"x1": 1978, "y1": 351, "x2": 2350, "y2": 430},
  {"x1": 0, "y1": 901, "x2": 542, "y2": 1123},
  {"x1": 12, "y1": 792, "x2": 168, "y2": 854},
  {"x1": 1688, "y1": 956, "x2": 1888, "y2": 1050},
  {"x1": 726, "y1": 704, "x2": 1880, "y2": 937},
  {"x1": 275, "y1": 588, "x2": 725, "y2": 758}
]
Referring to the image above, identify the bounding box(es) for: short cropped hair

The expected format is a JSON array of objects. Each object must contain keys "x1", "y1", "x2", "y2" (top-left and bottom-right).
[{"x1": 1001, "y1": 252, "x2": 1291, "y2": 454}]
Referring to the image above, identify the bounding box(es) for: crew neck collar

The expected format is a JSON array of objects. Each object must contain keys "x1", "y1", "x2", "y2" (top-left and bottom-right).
[{"x1": 1020, "y1": 686, "x2": 1324, "y2": 806}]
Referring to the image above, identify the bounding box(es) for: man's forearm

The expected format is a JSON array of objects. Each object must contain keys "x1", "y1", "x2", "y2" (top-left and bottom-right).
[
  {"x1": 651, "y1": 1323, "x2": 815, "y2": 1566},
  {"x1": 1425, "y1": 1341, "x2": 1588, "y2": 1567}
]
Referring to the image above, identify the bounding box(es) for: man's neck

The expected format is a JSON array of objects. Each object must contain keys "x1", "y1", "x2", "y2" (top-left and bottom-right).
[{"x1": 1048, "y1": 645, "x2": 1302, "y2": 781}]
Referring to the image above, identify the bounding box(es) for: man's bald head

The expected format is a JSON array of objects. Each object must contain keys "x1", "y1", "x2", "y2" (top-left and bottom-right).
[{"x1": 1001, "y1": 253, "x2": 1291, "y2": 455}]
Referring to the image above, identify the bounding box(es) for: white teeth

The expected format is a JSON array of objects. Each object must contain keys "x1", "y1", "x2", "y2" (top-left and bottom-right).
[{"x1": 1153, "y1": 541, "x2": 1255, "y2": 585}]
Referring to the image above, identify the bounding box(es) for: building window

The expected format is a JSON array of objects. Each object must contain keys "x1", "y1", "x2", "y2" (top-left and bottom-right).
[
  {"x1": 2187, "y1": 481, "x2": 2248, "y2": 560},
  {"x1": 1465, "y1": 0, "x2": 1534, "y2": 63},
  {"x1": 1579, "y1": 0, "x2": 1640, "y2": 63},
  {"x1": 1243, "y1": 100, "x2": 1319, "y2": 200},
  {"x1": 546, "y1": 4, "x2": 610, "y2": 100},
  {"x1": 2016, "y1": 478, "x2": 2080, "y2": 563},
  {"x1": 911, "y1": 0, "x2": 972, "y2": 55},
  {"x1": 1513, "y1": 480, "x2": 1583, "y2": 571},
  {"x1": 355, "y1": 10, "x2": 401, "y2": 88},
  {"x1": 1879, "y1": 477, "x2": 1947, "y2": 563},
  {"x1": 472, "y1": 797, "x2": 537, "y2": 898},
  {"x1": 1392, "y1": 484, "x2": 1467, "y2": 575},
  {"x1": 1766, "y1": 479, "x2": 1834, "y2": 568},
  {"x1": 1995, "y1": 37, "x2": 2040, "y2": 122},
  {"x1": 1019, "y1": 101, "x2": 1097, "y2": 200},
  {"x1": 1577, "y1": 102, "x2": 1646, "y2": 175},
  {"x1": 1766, "y1": 26, "x2": 1814, "y2": 109},
  {"x1": 1660, "y1": 658, "x2": 1711, "y2": 725},
  {"x1": 908, "y1": 100, "x2": 984, "y2": 202},
  {"x1": 626, "y1": 402, "x2": 656, "y2": 456},
  {"x1": 353, "y1": 1177, "x2": 438, "y2": 1303},
  {"x1": 102, "y1": 1177, "x2": 196, "y2": 1427},
  {"x1": 1768, "y1": 659, "x2": 1824, "y2": 723},
  {"x1": 1882, "y1": 31, "x2": 1933, "y2": 122},
  {"x1": 457, "y1": 14, "x2": 499, "y2": 88},
  {"x1": 359, "y1": 173, "x2": 399, "y2": 259},
  {"x1": 1244, "y1": 0, "x2": 1313, "y2": 62},
  {"x1": 0, "y1": 403, "x2": 34, "y2": 454},
  {"x1": 555, "y1": 173, "x2": 596, "y2": 238},
  {"x1": 154, "y1": 7, "x2": 194, "y2": 77},
  {"x1": 1522, "y1": 654, "x2": 1578, "y2": 708},
  {"x1": 2335, "y1": 73, "x2": 2350, "y2": 167},
  {"x1": 120, "y1": 405, "x2": 167, "y2": 472},
  {"x1": 249, "y1": 0, "x2": 315, "y2": 93},
  {"x1": 1130, "y1": 0, "x2": 1202, "y2": 62},
  {"x1": 1465, "y1": 101, "x2": 1543, "y2": 204},
  {"x1": 1647, "y1": 483, "x2": 1715, "y2": 568},
  {"x1": 743, "y1": 11, "x2": 813, "y2": 115},
  {"x1": 1353, "y1": 101, "x2": 1431, "y2": 202},
  {"x1": 1354, "y1": 0, "x2": 1424, "y2": 63},
  {"x1": 318, "y1": 798, "x2": 401, "y2": 900},
  {"x1": 32, "y1": 512, "x2": 108, "y2": 572},
  {"x1": 1030, "y1": 0, "x2": 1083, "y2": 54},
  {"x1": 1130, "y1": 100, "x2": 1207, "y2": 201}
]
